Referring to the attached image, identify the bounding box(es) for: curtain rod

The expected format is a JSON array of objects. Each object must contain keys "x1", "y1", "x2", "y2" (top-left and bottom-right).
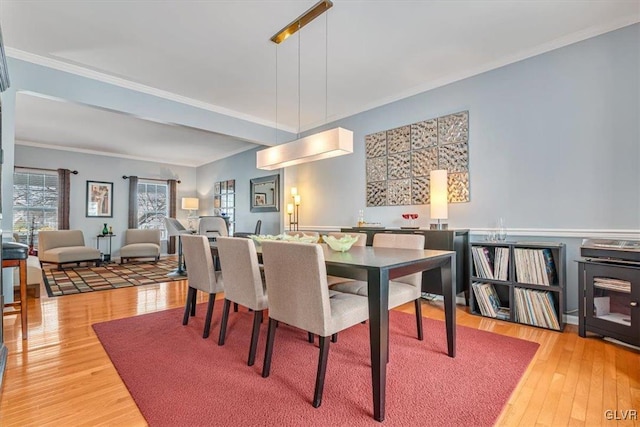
[
  {"x1": 15, "y1": 166, "x2": 78, "y2": 174},
  {"x1": 122, "y1": 175, "x2": 181, "y2": 184}
]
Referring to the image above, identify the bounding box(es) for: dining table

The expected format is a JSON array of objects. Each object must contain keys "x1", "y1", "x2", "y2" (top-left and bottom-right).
[{"x1": 210, "y1": 241, "x2": 457, "y2": 422}]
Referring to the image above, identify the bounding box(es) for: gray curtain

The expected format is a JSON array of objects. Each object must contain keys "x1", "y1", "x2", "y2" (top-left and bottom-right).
[
  {"x1": 167, "y1": 179, "x2": 177, "y2": 254},
  {"x1": 127, "y1": 176, "x2": 139, "y2": 229},
  {"x1": 57, "y1": 168, "x2": 71, "y2": 230}
]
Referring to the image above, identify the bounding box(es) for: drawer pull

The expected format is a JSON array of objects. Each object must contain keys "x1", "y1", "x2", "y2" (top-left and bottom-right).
[{"x1": 631, "y1": 301, "x2": 638, "y2": 307}]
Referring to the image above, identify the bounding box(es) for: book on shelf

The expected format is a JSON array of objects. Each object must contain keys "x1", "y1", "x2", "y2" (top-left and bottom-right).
[
  {"x1": 513, "y1": 287, "x2": 560, "y2": 330},
  {"x1": 593, "y1": 277, "x2": 631, "y2": 293},
  {"x1": 471, "y1": 282, "x2": 509, "y2": 320},
  {"x1": 514, "y1": 248, "x2": 558, "y2": 286}
]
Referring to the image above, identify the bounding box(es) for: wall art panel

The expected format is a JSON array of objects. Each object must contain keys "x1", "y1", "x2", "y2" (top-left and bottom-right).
[{"x1": 365, "y1": 110, "x2": 470, "y2": 206}]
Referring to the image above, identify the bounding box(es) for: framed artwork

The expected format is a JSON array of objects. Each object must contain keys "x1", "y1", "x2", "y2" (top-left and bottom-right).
[
  {"x1": 250, "y1": 174, "x2": 279, "y2": 213},
  {"x1": 86, "y1": 181, "x2": 113, "y2": 217},
  {"x1": 254, "y1": 193, "x2": 267, "y2": 206}
]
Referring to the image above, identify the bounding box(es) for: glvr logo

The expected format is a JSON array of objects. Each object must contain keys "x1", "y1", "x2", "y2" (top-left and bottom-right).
[{"x1": 604, "y1": 410, "x2": 638, "y2": 420}]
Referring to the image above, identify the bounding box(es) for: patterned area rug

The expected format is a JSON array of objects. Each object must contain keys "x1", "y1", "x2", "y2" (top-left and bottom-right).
[{"x1": 44, "y1": 259, "x2": 184, "y2": 296}]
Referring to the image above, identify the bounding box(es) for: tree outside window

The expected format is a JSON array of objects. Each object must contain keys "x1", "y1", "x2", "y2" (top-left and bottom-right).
[
  {"x1": 138, "y1": 182, "x2": 168, "y2": 239},
  {"x1": 13, "y1": 172, "x2": 58, "y2": 245}
]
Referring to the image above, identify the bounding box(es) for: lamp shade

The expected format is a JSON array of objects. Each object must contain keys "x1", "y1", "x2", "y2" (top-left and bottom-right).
[
  {"x1": 430, "y1": 170, "x2": 448, "y2": 220},
  {"x1": 256, "y1": 127, "x2": 353, "y2": 170},
  {"x1": 181, "y1": 197, "x2": 199, "y2": 210}
]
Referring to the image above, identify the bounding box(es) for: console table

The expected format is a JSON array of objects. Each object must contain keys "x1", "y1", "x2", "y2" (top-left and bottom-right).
[
  {"x1": 96, "y1": 234, "x2": 115, "y2": 264},
  {"x1": 340, "y1": 227, "x2": 470, "y2": 304}
]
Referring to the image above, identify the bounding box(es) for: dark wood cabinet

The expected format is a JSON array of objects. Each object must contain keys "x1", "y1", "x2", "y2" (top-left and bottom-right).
[
  {"x1": 340, "y1": 228, "x2": 470, "y2": 304},
  {"x1": 578, "y1": 260, "x2": 640, "y2": 346}
]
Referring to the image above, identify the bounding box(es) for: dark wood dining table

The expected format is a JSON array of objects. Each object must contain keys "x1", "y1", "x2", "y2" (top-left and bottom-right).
[{"x1": 210, "y1": 242, "x2": 457, "y2": 422}]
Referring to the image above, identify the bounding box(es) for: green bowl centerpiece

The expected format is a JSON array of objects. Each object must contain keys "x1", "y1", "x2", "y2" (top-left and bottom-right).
[{"x1": 323, "y1": 234, "x2": 359, "y2": 252}]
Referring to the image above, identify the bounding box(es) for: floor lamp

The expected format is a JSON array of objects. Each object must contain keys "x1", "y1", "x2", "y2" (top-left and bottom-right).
[{"x1": 164, "y1": 218, "x2": 190, "y2": 277}]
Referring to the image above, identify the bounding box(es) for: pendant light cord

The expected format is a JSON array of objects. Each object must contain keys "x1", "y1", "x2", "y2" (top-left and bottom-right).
[
  {"x1": 297, "y1": 22, "x2": 301, "y2": 139},
  {"x1": 275, "y1": 43, "x2": 278, "y2": 144},
  {"x1": 325, "y1": 11, "x2": 328, "y2": 123}
]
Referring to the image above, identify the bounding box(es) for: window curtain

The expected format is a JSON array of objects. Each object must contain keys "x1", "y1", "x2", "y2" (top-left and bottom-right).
[
  {"x1": 167, "y1": 179, "x2": 177, "y2": 254},
  {"x1": 57, "y1": 168, "x2": 71, "y2": 230},
  {"x1": 127, "y1": 175, "x2": 139, "y2": 229}
]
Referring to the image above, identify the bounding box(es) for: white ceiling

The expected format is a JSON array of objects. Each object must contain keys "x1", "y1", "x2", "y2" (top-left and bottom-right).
[{"x1": 2, "y1": 0, "x2": 639, "y2": 165}]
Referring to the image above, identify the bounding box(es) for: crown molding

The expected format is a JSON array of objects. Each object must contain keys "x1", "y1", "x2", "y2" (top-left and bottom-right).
[
  {"x1": 15, "y1": 139, "x2": 198, "y2": 168},
  {"x1": 5, "y1": 47, "x2": 297, "y2": 134}
]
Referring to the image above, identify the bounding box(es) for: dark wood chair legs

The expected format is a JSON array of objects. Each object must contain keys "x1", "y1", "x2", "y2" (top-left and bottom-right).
[
  {"x1": 262, "y1": 317, "x2": 332, "y2": 409},
  {"x1": 190, "y1": 288, "x2": 197, "y2": 316},
  {"x1": 234, "y1": 302, "x2": 239, "y2": 312},
  {"x1": 218, "y1": 299, "x2": 232, "y2": 345},
  {"x1": 414, "y1": 298, "x2": 423, "y2": 341},
  {"x1": 308, "y1": 332, "x2": 314, "y2": 343},
  {"x1": 262, "y1": 318, "x2": 278, "y2": 378},
  {"x1": 202, "y1": 293, "x2": 216, "y2": 338},
  {"x1": 248, "y1": 310, "x2": 263, "y2": 366},
  {"x1": 331, "y1": 333, "x2": 337, "y2": 343},
  {"x1": 313, "y1": 336, "x2": 330, "y2": 408},
  {"x1": 182, "y1": 287, "x2": 196, "y2": 325}
]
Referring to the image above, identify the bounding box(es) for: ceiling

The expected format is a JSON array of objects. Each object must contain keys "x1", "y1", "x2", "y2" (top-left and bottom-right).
[{"x1": 2, "y1": 1, "x2": 639, "y2": 166}]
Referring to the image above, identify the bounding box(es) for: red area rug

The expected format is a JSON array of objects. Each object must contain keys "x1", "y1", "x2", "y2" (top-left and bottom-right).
[{"x1": 93, "y1": 305, "x2": 539, "y2": 426}]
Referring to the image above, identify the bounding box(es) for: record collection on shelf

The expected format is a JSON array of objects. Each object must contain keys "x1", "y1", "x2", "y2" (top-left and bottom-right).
[{"x1": 470, "y1": 241, "x2": 565, "y2": 331}]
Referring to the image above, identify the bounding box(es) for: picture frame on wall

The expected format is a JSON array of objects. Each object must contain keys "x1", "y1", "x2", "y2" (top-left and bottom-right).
[
  {"x1": 254, "y1": 193, "x2": 267, "y2": 206},
  {"x1": 86, "y1": 180, "x2": 113, "y2": 217}
]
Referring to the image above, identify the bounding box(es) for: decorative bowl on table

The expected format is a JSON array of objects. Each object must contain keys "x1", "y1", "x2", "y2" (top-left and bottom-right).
[
  {"x1": 401, "y1": 213, "x2": 419, "y2": 229},
  {"x1": 249, "y1": 234, "x2": 279, "y2": 246},
  {"x1": 322, "y1": 234, "x2": 360, "y2": 252},
  {"x1": 280, "y1": 233, "x2": 318, "y2": 243}
]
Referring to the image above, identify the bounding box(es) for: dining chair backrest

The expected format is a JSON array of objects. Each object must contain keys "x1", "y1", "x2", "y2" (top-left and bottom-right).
[
  {"x1": 181, "y1": 234, "x2": 223, "y2": 294},
  {"x1": 164, "y1": 217, "x2": 190, "y2": 237},
  {"x1": 261, "y1": 241, "x2": 331, "y2": 336},
  {"x1": 326, "y1": 232, "x2": 367, "y2": 247},
  {"x1": 372, "y1": 233, "x2": 425, "y2": 288},
  {"x1": 216, "y1": 237, "x2": 267, "y2": 311},
  {"x1": 198, "y1": 216, "x2": 229, "y2": 239}
]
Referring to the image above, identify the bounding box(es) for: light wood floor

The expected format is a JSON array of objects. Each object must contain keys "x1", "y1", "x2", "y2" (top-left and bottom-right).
[{"x1": 1, "y1": 280, "x2": 638, "y2": 426}]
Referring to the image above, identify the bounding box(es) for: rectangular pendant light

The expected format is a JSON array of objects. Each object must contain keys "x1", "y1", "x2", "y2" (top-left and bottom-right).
[
  {"x1": 271, "y1": 0, "x2": 333, "y2": 44},
  {"x1": 256, "y1": 127, "x2": 353, "y2": 170}
]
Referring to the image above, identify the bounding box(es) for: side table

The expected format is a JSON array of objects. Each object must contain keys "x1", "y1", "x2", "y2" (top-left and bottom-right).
[{"x1": 96, "y1": 234, "x2": 115, "y2": 264}]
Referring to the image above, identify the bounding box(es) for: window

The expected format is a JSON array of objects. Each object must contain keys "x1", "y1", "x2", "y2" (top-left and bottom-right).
[
  {"x1": 138, "y1": 182, "x2": 168, "y2": 239},
  {"x1": 13, "y1": 172, "x2": 59, "y2": 245}
]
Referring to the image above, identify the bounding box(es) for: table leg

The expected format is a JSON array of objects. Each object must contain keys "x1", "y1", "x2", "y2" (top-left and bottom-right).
[
  {"x1": 441, "y1": 253, "x2": 456, "y2": 357},
  {"x1": 367, "y1": 268, "x2": 389, "y2": 422}
]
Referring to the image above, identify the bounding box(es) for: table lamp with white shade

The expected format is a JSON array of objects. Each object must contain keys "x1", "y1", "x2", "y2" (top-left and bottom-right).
[
  {"x1": 181, "y1": 197, "x2": 199, "y2": 231},
  {"x1": 430, "y1": 170, "x2": 448, "y2": 230}
]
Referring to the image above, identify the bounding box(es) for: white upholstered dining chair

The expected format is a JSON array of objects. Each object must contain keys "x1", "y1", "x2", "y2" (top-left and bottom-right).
[
  {"x1": 260, "y1": 240, "x2": 369, "y2": 408},
  {"x1": 216, "y1": 237, "x2": 268, "y2": 366},
  {"x1": 331, "y1": 233, "x2": 426, "y2": 340},
  {"x1": 180, "y1": 234, "x2": 224, "y2": 339},
  {"x1": 324, "y1": 232, "x2": 368, "y2": 286}
]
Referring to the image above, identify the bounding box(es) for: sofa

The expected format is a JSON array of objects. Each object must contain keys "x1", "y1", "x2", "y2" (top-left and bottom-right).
[
  {"x1": 119, "y1": 229, "x2": 161, "y2": 263},
  {"x1": 38, "y1": 230, "x2": 102, "y2": 268}
]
